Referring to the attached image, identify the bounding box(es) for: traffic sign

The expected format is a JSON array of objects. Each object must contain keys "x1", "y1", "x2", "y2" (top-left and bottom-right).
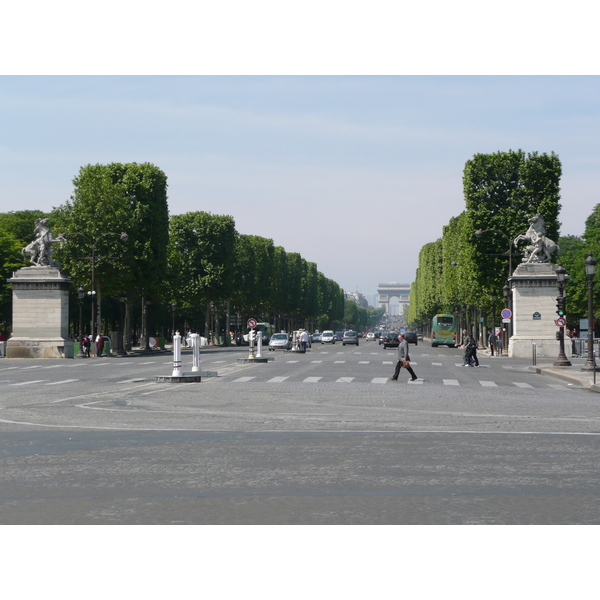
[
  {"x1": 501, "y1": 308, "x2": 512, "y2": 319},
  {"x1": 556, "y1": 317, "x2": 566, "y2": 327},
  {"x1": 247, "y1": 318, "x2": 257, "y2": 328}
]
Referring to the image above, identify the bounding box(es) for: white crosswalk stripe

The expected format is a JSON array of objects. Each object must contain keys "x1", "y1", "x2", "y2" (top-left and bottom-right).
[
  {"x1": 371, "y1": 378, "x2": 388, "y2": 384},
  {"x1": 479, "y1": 381, "x2": 497, "y2": 387},
  {"x1": 513, "y1": 382, "x2": 533, "y2": 388},
  {"x1": 336, "y1": 377, "x2": 355, "y2": 383},
  {"x1": 358, "y1": 361, "x2": 370, "y2": 364},
  {"x1": 268, "y1": 376, "x2": 289, "y2": 383},
  {"x1": 444, "y1": 379, "x2": 460, "y2": 386},
  {"x1": 232, "y1": 376, "x2": 255, "y2": 382},
  {"x1": 303, "y1": 377, "x2": 322, "y2": 383},
  {"x1": 432, "y1": 362, "x2": 442, "y2": 366}
]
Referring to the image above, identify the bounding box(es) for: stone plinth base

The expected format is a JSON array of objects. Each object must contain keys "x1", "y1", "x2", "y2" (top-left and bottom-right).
[
  {"x1": 6, "y1": 338, "x2": 74, "y2": 359},
  {"x1": 155, "y1": 374, "x2": 202, "y2": 383},
  {"x1": 509, "y1": 337, "x2": 571, "y2": 359},
  {"x1": 6, "y1": 266, "x2": 74, "y2": 359}
]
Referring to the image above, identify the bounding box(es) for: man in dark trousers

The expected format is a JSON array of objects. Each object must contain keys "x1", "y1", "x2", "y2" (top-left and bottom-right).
[{"x1": 390, "y1": 333, "x2": 418, "y2": 382}]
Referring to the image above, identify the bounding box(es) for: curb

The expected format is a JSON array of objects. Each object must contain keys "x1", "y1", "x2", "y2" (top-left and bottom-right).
[{"x1": 529, "y1": 365, "x2": 600, "y2": 393}]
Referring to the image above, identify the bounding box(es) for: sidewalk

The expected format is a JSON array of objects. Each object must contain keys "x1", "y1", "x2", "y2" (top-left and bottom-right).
[{"x1": 479, "y1": 347, "x2": 600, "y2": 394}]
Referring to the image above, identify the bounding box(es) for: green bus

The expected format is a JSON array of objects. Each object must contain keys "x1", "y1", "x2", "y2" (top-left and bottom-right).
[{"x1": 431, "y1": 314, "x2": 456, "y2": 348}]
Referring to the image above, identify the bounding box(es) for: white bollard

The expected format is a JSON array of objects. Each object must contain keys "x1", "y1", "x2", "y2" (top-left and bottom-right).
[
  {"x1": 256, "y1": 331, "x2": 263, "y2": 358},
  {"x1": 172, "y1": 331, "x2": 183, "y2": 377},
  {"x1": 191, "y1": 333, "x2": 200, "y2": 372},
  {"x1": 248, "y1": 329, "x2": 255, "y2": 358}
]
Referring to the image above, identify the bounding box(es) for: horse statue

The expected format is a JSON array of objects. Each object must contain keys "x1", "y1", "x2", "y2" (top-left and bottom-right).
[
  {"x1": 22, "y1": 218, "x2": 66, "y2": 267},
  {"x1": 513, "y1": 214, "x2": 560, "y2": 263}
]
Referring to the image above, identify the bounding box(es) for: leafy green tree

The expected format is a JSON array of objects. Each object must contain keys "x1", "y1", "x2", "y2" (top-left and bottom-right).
[
  {"x1": 0, "y1": 210, "x2": 50, "y2": 247},
  {"x1": 0, "y1": 228, "x2": 27, "y2": 332},
  {"x1": 53, "y1": 162, "x2": 169, "y2": 346}
]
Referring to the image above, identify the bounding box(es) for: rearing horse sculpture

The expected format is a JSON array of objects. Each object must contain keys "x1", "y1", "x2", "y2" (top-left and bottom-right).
[
  {"x1": 22, "y1": 218, "x2": 66, "y2": 267},
  {"x1": 513, "y1": 214, "x2": 559, "y2": 263}
]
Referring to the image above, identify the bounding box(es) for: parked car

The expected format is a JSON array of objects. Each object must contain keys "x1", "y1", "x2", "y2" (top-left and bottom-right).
[
  {"x1": 342, "y1": 331, "x2": 359, "y2": 346},
  {"x1": 381, "y1": 332, "x2": 400, "y2": 349},
  {"x1": 268, "y1": 332, "x2": 291, "y2": 351},
  {"x1": 321, "y1": 330, "x2": 335, "y2": 344},
  {"x1": 311, "y1": 332, "x2": 322, "y2": 343},
  {"x1": 404, "y1": 332, "x2": 418, "y2": 345}
]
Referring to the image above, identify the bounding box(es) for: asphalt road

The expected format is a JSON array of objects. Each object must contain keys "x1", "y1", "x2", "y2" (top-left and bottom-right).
[{"x1": 1, "y1": 342, "x2": 599, "y2": 524}]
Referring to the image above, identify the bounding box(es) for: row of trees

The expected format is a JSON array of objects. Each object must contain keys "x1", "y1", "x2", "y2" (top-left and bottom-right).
[
  {"x1": 406, "y1": 149, "x2": 569, "y2": 337},
  {"x1": 0, "y1": 163, "x2": 352, "y2": 345}
]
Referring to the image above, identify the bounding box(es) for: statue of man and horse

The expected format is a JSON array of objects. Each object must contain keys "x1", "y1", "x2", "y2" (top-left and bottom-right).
[
  {"x1": 22, "y1": 218, "x2": 66, "y2": 268},
  {"x1": 513, "y1": 214, "x2": 560, "y2": 263}
]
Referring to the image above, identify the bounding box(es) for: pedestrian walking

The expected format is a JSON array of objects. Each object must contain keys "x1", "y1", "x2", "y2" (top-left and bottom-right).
[
  {"x1": 461, "y1": 334, "x2": 479, "y2": 367},
  {"x1": 96, "y1": 333, "x2": 104, "y2": 357},
  {"x1": 82, "y1": 335, "x2": 91, "y2": 357},
  {"x1": 390, "y1": 333, "x2": 418, "y2": 382},
  {"x1": 488, "y1": 330, "x2": 496, "y2": 356},
  {"x1": 300, "y1": 329, "x2": 309, "y2": 353}
]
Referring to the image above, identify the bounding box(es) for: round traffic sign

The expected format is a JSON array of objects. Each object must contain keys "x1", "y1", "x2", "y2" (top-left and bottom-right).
[
  {"x1": 247, "y1": 318, "x2": 257, "y2": 328},
  {"x1": 501, "y1": 308, "x2": 512, "y2": 319},
  {"x1": 556, "y1": 317, "x2": 566, "y2": 327}
]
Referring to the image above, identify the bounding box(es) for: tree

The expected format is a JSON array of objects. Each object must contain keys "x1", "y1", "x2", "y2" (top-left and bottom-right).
[
  {"x1": 0, "y1": 210, "x2": 50, "y2": 247},
  {"x1": 0, "y1": 228, "x2": 26, "y2": 332},
  {"x1": 53, "y1": 163, "x2": 169, "y2": 347}
]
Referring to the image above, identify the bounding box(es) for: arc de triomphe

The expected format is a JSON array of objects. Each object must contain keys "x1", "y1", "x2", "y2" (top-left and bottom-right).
[{"x1": 377, "y1": 282, "x2": 410, "y2": 315}]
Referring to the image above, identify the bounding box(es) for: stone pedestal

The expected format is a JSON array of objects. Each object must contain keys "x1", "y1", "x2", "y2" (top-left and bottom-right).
[
  {"x1": 508, "y1": 263, "x2": 569, "y2": 359},
  {"x1": 6, "y1": 267, "x2": 74, "y2": 358}
]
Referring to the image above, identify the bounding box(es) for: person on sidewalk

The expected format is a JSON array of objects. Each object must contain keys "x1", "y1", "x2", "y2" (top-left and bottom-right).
[
  {"x1": 390, "y1": 333, "x2": 418, "y2": 382},
  {"x1": 488, "y1": 330, "x2": 496, "y2": 356}
]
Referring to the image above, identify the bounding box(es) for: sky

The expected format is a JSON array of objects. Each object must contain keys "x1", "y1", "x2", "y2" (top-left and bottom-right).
[{"x1": 2, "y1": 75, "x2": 600, "y2": 301}]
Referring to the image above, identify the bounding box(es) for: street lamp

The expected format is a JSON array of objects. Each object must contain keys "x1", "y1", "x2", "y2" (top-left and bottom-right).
[
  {"x1": 491, "y1": 293, "x2": 497, "y2": 356},
  {"x1": 553, "y1": 265, "x2": 571, "y2": 367},
  {"x1": 77, "y1": 286, "x2": 86, "y2": 358},
  {"x1": 582, "y1": 253, "x2": 598, "y2": 372},
  {"x1": 502, "y1": 284, "x2": 511, "y2": 355},
  {"x1": 171, "y1": 302, "x2": 177, "y2": 341}
]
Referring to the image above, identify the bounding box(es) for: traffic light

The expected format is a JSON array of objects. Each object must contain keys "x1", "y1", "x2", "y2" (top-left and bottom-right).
[{"x1": 556, "y1": 296, "x2": 566, "y2": 316}]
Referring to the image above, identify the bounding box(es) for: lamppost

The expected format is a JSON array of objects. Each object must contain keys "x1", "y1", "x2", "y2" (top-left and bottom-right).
[
  {"x1": 77, "y1": 286, "x2": 86, "y2": 358},
  {"x1": 65, "y1": 231, "x2": 128, "y2": 338},
  {"x1": 582, "y1": 253, "x2": 598, "y2": 372},
  {"x1": 171, "y1": 302, "x2": 177, "y2": 342},
  {"x1": 491, "y1": 293, "x2": 497, "y2": 355},
  {"x1": 502, "y1": 284, "x2": 511, "y2": 355},
  {"x1": 553, "y1": 265, "x2": 571, "y2": 367}
]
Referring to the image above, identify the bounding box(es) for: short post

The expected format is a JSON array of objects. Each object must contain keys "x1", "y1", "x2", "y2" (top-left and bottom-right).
[
  {"x1": 172, "y1": 331, "x2": 183, "y2": 377},
  {"x1": 532, "y1": 342, "x2": 536, "y2": 366},
  {"x1": 191, "y1": 333, "x2": 200, "y2": 372},
  {"x1": 248, "y1": 329, "x2": 255, "y2": 358},
  {"x1": 256, "y1": 331, "x2": 263, "y2": 358}
]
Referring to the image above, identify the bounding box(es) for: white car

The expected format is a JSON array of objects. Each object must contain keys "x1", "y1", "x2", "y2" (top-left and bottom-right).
[
  {"x1": 366, "y1": 332, "x2": 375, "y2": 341},
  {"x1": 321, "y1": 330, "x2": 335, "y2": 344},
  {"x1": 268, "y1": 333, "x2": 291, "y2": 351}
]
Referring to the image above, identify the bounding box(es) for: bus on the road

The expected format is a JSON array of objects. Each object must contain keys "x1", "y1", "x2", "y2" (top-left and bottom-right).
[{"x1": 431, "y1": 314, "x2": 456, "y2": 347}]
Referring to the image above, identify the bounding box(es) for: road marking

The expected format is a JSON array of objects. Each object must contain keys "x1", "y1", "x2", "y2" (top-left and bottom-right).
[
  {"x1": 42, "y1": 365, "x2": 63, "y2": 369},
  {"x1": 268, "y1": 376, "x2": 289, "y2": 383},
  {"x1": 383, "y1": 361, "x2": 393, "y2": 365},
  {"x1": 303, "y1": 377, "x2": 322, "y2": 383},
  {"x1": 287, "y1": 360, "x2": 299, "y2": 363},
  {"x1": 513, "y1": 382, "x2": 534, "y2": 388},
  {"x1": 139, "y1": 361, "x2": 157, "y2": 365},
  {"x1": 548, "y1": 383, "x2": 569, "y2": 389},
  {"x1": 371, "y1": 377, "x2": 388, "y2": 384},
  {"x1": 479, "y1": 381, "x2": 497, "y2": 387},
  {"x1": 336, "y1": 377, "x2": 355, "y2": 383},
  {"x1": 444, "y1": 379, "x2": 460, "y2": 386},
  {"x1": 211, "y1": 361, "x2": 227, "y2": 363},
  {"x1": 334, "y1": 361, "x2": 346, "y2": 364},
  {"x1": 21, "y1": 366, "x2": 39, "y2": 370},
  {"x1": 311, "y1": 360, "x2": 323, "y2": 363},
  {"x1": 232, "y1": 376, "x2": 255, "y2": 382},
  {"x1": 358, "y1": 361, "x2": 370, "y2": 364},
  {"x1": 46, "y1": 379, "x2": 79, "y2": 385},
  {"x1": 432, "y1": 362, "x2": 442, "y2": 366},
  {"x1": 10, "y1": 380, "x2": 47, "y2": 386},
  {"x1": 408, "y1": 379, "x2": 423, "y2": 384}
]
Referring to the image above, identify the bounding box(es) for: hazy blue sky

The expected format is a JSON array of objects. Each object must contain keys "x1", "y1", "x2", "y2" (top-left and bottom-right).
[{"x1": 2, "y1": 75, "x2": 599, "y2": 297}]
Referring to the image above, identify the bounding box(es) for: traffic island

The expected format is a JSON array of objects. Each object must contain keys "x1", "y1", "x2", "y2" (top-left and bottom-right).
[{"x1": 238, "y1": 356, "x2": 273, "y2": 363}]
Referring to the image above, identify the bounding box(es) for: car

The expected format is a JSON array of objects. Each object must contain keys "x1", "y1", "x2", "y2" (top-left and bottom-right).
[
  {"x1": 311, "y1": 332, "x2": 322, "y2": 343},
  {"x1": 321, "y1": 330, "x2": 335, "y2": 344},
  {"x1": 335, "y1": 331, "x2": 344, "y2": 341},
  {"x1": 366, "y1": 332, "x2": 375, "y2": 341},
  {"x1": 342, "y1": 331, "x2": 359, "y2": 346},
  {"x1": 381, "y1": 332, "x2": 400, "y2": 349},
  {"x1": 417, "y1": 333, "x2": 423, "y2": 341},
  {"x1": 404, "y1": 332, "x2": 418, "y2": 345},
  {"x1": 268, "y1": 332, "x2": 291, "y2": 351}
]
